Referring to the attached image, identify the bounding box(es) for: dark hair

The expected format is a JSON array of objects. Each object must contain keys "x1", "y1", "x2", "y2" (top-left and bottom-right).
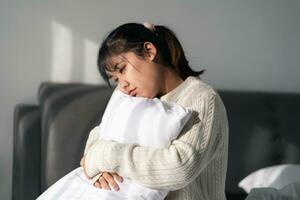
[{"x1": 97, "y1": 22, "x2": 205, "y2": 88}]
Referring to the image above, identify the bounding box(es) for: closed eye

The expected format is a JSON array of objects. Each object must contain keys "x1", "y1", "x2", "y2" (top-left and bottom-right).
[
  {"x1": 107, "y1": 64, "x2": 126, "y2": 83},
  {"x1": 117, "y1": 65, "x2": 126, "y2": 74},
  {"x1": 107, "y1": 74, "x2": 118, "y2": 83}
]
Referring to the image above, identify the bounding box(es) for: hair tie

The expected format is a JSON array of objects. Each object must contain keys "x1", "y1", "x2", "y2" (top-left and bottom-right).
[{"x1": 143, "y1": 22, "x2": 156, "y2": 32}]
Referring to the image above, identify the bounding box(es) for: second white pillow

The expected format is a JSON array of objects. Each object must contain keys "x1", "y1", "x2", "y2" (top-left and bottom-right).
[{"x1": 238, "y1": 164, "x2": 300, "y2": 193}]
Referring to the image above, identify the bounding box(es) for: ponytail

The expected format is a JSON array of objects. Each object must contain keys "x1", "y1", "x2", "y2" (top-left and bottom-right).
[{"x1": 154, "y1": 25, "x2": 205, "y2": 80}]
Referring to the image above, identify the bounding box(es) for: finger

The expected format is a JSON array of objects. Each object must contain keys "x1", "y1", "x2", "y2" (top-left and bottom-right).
[
  {"x1": 112, "y1": 173, "x2": 123, "y2": 183},
  {"x1": 102, "y1": 173, "x2": 119, "y2": 191},
  {"x1": 99, "y1": 176, "x2": 111, "y2": 190},
  {"x1": 93, "y1": 181, "x2": 102, "y2": 189},
  {"x1": 103, "y1": 173, "x2": 119, "y2": 191}
]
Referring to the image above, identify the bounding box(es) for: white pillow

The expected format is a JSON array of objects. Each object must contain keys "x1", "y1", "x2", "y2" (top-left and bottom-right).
[
  {"x1": 238, "y1": 164, "x2": 300, "y2": 193},
  {"x1": 95, "y1": 88, "x2": 192, "y2": 199},
  {"x1": 99, "y1": 88, "x2": 193, "y2": 148}
]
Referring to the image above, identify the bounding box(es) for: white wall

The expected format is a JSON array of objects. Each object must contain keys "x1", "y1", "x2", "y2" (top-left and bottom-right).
[{"x1": 1, "y1": 0, "x2": 300, "y2": 199}]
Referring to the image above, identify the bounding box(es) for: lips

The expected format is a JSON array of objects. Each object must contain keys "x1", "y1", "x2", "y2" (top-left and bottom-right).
[{"x1": 129, "y1": 88, "x2": 137, "y2": 96}]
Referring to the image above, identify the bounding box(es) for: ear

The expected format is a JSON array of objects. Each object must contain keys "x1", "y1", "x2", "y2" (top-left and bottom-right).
[{"x1": 143, "y1": 42, "x2": 157, "y2": 61}]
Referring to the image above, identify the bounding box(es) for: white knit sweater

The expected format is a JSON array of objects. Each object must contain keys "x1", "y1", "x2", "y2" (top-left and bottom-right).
[{"x1": 84, "y1": 76, "x2": 229, "y2": 200}]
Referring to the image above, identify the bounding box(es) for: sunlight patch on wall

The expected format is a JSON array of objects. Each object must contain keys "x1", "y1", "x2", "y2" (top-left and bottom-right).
[
  {"x1": 50, "y1": 20, "x2": 72, "y2": 82},
  {"x1": 83, "y1": 39, "x2": 105, "y2": 84}
]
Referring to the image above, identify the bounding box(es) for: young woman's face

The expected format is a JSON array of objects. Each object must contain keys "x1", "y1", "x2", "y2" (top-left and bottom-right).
[{"x1": 107, "y1": 48, "x2": 164, "y2": 99}]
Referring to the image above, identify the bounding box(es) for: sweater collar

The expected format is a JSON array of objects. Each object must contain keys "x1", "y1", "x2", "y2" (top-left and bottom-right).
[{"x1": 159, "y1": 76, "x2": 199, "y2": 102}]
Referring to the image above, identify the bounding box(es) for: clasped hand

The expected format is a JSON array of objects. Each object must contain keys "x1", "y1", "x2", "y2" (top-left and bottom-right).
[{"x1": 80, "y1": 156, "x2": 123, "y2": 191}]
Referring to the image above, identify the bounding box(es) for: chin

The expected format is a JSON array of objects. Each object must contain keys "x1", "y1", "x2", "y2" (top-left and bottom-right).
[
  {"x1": 137, "y1": 90, "x2": 157, "y2": 99},
  {"x1": 137, "y1": 94, "x2": 151, "y2": 98}
]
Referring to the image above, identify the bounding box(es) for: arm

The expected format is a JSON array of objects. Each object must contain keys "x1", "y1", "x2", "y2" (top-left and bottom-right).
[
  {"x1": 83, "y1": 124, "x2": 106, "y2": 183},
  {"x1": 85, "y1": 93, "x2": 224, "y2": 191},
  {"x1": 83, "y1": 124, "x2": 101, "y2": 156}
]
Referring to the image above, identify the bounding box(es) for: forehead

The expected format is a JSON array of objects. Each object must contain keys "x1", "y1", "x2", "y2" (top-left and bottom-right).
[
  {"x1": 107, "y1": 55, "x2": 124, "y2": 67},
  {"x1": 106, "y1": 51, "x2": 141, "y2": 71},
  {"x1": 106, "y1": 53, "x2": 129, "y2": 69}
]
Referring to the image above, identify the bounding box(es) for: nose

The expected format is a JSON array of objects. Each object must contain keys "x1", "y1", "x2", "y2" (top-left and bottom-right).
[{"x1": 118, "y1": 78, "x2": 130, "y2": 93}]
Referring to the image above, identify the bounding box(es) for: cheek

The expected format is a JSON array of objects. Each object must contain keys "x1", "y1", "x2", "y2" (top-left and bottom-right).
[
  {"x1": 126, "y1": 68, "x2": 140, "y2": 85},
  {"x1": 126, "y1": 64, "x2": 161, "y2": 97}
]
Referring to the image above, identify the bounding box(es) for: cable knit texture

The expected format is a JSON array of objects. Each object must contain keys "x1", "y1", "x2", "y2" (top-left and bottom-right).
[{"x1": 84, "y1": 76, "x2": 229, "y2": 200}]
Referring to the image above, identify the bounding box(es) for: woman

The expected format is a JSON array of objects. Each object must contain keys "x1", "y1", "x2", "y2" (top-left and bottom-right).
[{"x1": 81, "y1": 22, "x2": 229, "y2": 200}]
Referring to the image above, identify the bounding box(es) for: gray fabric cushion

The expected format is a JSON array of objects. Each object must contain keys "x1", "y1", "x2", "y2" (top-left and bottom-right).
[
  {"x1": 13, "y1": 105, "x2": 41, "y2": 200},
  {"x1": 219, "y1": 91, "x2": 300, "y2": 195},
  {"x1": 37, "y1": 82, "x2": 114, "y2": 191}
]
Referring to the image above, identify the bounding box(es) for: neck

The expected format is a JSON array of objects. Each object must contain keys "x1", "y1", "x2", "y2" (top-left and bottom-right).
[{"x1": 158, "y1": 69, "x2": 183, "y2": 97}]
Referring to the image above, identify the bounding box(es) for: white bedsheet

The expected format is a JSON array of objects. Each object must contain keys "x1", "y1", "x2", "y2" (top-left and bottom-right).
[{"x1": 37, "y1": 167, "x2": 167, "y2": 200}]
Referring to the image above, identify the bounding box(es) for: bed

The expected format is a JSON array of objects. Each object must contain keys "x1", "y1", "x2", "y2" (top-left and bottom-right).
[{"x1": 13, "y1": 82, "x2": 300, "y2": 200}]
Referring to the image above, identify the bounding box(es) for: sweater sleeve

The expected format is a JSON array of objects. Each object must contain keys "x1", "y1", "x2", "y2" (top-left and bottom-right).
[
  {"x1": 85, "y1": 92, "x2": 223, "y2": 191},
  {"x1": 83, "y1": 124, "x2": 101, "y2": 156}
]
